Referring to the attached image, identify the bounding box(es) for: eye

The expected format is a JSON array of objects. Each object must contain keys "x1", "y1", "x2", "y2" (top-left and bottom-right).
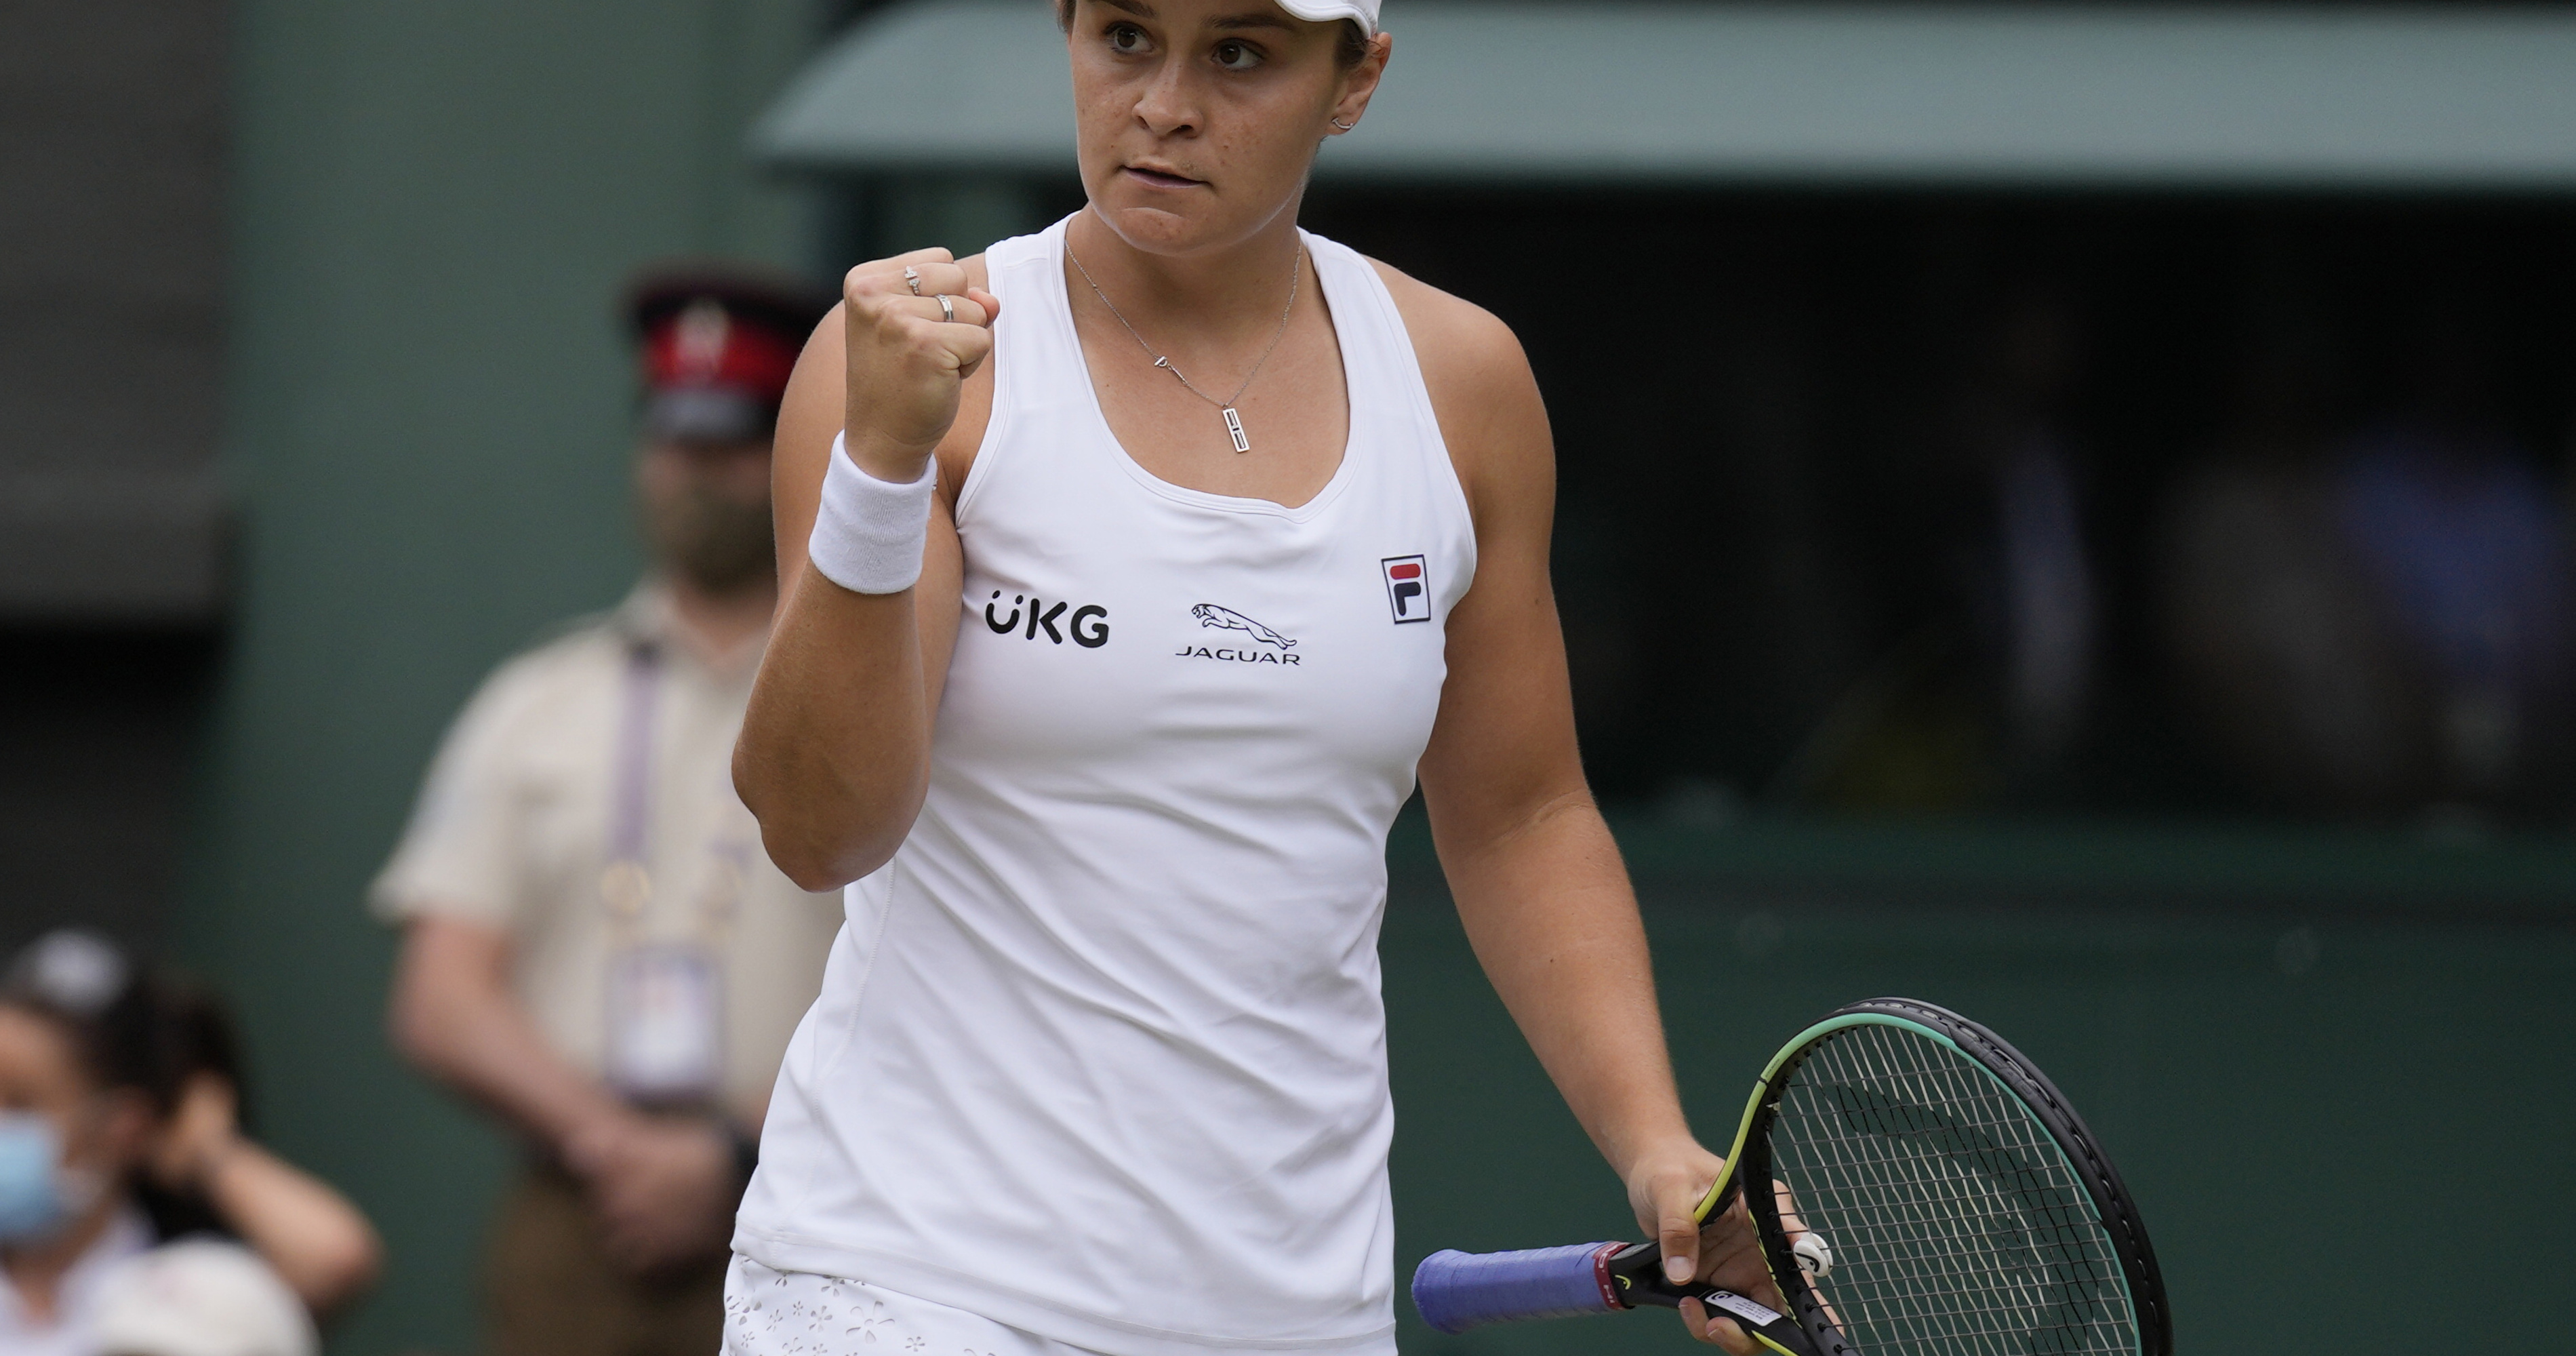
[
  {"x1": 1211, "y1": 39, "x2": 1263, "y2": 71},
  {"x1": 1105, "y1": 22, "x2": 1149, "y2": 54}
]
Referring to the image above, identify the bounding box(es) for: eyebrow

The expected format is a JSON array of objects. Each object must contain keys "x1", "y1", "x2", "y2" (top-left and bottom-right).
[{"x1": 1090, "y1": 0, "x2": 1295, "y2": 32}]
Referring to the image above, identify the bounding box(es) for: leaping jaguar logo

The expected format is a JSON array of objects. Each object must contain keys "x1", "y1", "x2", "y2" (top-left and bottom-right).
[{"x1": 1190, "y1": 604, "x2": 1295, "y2": 650}]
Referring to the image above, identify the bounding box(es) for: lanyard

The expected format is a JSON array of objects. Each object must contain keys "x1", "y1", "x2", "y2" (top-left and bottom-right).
[
  {"x1": 599, "y1": 639, "x2": 731, "y2": 1107},
  {"x1": 599, "y1": 643, "x2": 662, "y2": 928},
  {"x1": 597, "y1": 639, "x2": 748, "y2": 943}
]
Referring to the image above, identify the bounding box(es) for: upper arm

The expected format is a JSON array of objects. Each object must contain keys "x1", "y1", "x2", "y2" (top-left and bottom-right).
[
  {"x1": 771, "y1": 257, "x2": 995, "y2": 709},
  {"x1": 371, "y1": 670, "x2": 542, "y2": 930},
  {"x1": 1373, "y1": 264, "x2": 1588, "y2": 854}
]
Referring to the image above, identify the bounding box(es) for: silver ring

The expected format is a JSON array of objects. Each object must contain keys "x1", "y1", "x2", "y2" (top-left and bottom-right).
[
  {"x1": 935, "y1": 294, "x2": 955, "y2": 322},
  {"x1": 903, "y1": 266, "x2": 923, "y2": 296},
  {"x1": 1330, "y1": 117, "x2": 1354, "y2": 131}
]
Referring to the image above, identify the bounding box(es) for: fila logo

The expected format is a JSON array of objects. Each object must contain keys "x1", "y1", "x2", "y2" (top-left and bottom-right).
[{"x1": 1382, "y1": 555, "x2": 1430, "y2": 624}]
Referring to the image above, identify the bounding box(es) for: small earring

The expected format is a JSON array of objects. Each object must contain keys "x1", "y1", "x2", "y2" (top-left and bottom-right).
[{"x1": 1329, "y1": 117, "x2": 1355, "y2": 131}]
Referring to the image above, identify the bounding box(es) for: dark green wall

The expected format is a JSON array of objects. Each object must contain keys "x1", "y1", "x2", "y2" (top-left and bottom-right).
[
  {"x1": 192, "y1": 1, "x2": 818, "y2": 1351},
  {"x1": 193, "y1": 5, "x2": 2576, "y2": 1354}
]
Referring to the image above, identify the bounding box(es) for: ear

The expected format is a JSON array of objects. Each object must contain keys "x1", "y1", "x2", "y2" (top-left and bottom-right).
[
  {"x1": 1327, "y1": 31, "x2": 1393, "y2": 134},
  {"x1": 94, "y1": 1088, "x2": 159, "y2": 1168}
]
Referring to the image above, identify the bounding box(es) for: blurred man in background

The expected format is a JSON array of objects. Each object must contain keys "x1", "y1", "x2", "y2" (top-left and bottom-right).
[{"x1": 374, "y1": 269, "x2": 839, "y2": 1356}]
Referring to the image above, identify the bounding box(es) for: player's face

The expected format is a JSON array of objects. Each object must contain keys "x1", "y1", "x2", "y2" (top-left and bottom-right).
[{"x1": 1068, "y1": 0, "x2": 1384, "y2": 257}]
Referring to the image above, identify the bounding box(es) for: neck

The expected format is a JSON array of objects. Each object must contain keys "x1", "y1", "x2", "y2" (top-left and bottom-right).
[
  {"x1": 663, "y1": 572, "x2": 777, "y2": 669},
  {"x1": 1068, "y1": 204, "x2": 1308, "y2": 339},
  {"x1": 3, "y1": 1197, "x2": 119, "y2": 1324}
]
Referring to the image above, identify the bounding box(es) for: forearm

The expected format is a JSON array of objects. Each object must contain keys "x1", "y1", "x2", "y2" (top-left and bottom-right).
[
  {"x1": 1436, "y1": 793, "x2": 1695, "y2": 1180},
  {"x1": 390, "y1": 923, "x2": 629, "y2": 1152},
  {"x1": 199, "y1": 1142, "x2": 382, "y2": 1313},
  {"x1": 742, "y1": 262, "x2": 986, "y2": 891},
  {"x1": 426, "y1": 1010, "x2": 624, "y2": 1150},
  {"x1": 733, "y1": 566, "x2": 932, "y2": 890}
]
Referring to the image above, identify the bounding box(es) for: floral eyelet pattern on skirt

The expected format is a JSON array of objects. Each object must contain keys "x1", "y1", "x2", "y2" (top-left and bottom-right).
[{"x1": 722, "y1": 1255, "x2": 1102, "y2": 1356}]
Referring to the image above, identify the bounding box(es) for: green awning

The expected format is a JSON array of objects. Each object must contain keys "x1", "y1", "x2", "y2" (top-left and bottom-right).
[{"x1": 754, "y1": 2, "x2": 2576, "y2": 191}]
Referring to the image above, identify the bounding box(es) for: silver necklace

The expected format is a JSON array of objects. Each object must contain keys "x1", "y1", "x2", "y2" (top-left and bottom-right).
[{"x1": 1067, "y1": 237, "x2": 1302, "y2": 454}]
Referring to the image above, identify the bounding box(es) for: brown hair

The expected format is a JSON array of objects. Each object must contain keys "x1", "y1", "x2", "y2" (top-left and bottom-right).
[
  {"x1": 1053, "y1": 1, "x2": 1370, "y2": 68},
  {"x1": 0, "y1": 931, "x2": 241, "y2": 1118}
]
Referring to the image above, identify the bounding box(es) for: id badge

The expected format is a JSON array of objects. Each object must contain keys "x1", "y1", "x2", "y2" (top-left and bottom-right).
[{"x1": 604, "y1": 944, "x2": 723, "y2": 1104}]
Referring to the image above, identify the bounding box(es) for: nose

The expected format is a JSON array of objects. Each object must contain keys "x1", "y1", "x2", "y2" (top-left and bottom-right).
[{"x1": 1132, "y1": 54, "x2": 1201, "y2": 139}]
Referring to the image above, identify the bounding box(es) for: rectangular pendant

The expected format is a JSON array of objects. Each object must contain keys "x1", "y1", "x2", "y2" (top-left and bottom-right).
[{"x1": 1222, "y1": 406, "x2": 1251, "y2": 453}]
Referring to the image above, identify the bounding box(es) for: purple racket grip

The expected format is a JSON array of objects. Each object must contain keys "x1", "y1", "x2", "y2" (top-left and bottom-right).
[{"x1": 1410, "y1": 1241, "x2": 1622, "y2": 1334}]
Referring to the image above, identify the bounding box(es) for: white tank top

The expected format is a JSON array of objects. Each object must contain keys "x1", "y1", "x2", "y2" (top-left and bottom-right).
[{"x1": 735, "y1": 217, "x2": 1475, "y2": 1356}]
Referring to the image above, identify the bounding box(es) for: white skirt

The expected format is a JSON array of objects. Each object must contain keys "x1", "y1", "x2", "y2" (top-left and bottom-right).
[{"x1": 723, "y1": 1256, "x2": 1106, "y2": 1356}]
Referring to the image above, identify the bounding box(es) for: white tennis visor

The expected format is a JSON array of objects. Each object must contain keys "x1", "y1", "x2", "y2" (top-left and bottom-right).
[{"x1": 1276, "y1": 0, "x2": 1380, "y2": 36}]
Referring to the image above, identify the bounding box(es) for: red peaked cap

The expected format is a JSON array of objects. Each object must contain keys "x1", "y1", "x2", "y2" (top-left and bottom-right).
[{"x1": 625, "y1": 266, "x2": 834, "y2": 440}]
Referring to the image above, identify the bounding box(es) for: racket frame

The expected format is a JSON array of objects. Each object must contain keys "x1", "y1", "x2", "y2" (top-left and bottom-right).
[{"x1": 1690, "y1": 998, "x2": 2173, "y2": 1356}]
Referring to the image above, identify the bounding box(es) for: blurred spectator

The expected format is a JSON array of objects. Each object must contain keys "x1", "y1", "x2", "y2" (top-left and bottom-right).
[
  {"x1": 2159, "y1": 313, "x2": 2429, "y2": 812},
  {"x1": 2162, "y1": 290, "x2": 2576, "y2": 819},
  {"x1": 0, "y1": 930, "x2": 379, "y2": 1355},
  {"x1": 2336, "y1": 295, "x2": 2575, "y2": 809},
  {"x1": 1784, "y1": 286, "x2": 2098, "y2": 810},
  {"x1": 90, "y1": 1240, "x2": 314, "y2": 1356},
  {"x1": 2331, "y1": 422, "x2": 2574, "y2": 805},
  {"x1": 374, "y1": 266, "x2": 839, "y2": 1356},
  {"x1": 1975, "y1": 292, "x2": 2099, "y2": 770}
]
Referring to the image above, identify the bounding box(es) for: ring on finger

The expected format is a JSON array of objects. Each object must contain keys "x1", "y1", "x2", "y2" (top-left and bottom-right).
[
  {"x1": 935, "y1": 294, "x2": 955, "y2": 323},
  {"x1": 903, "y1": 266, "x2": 923, "y2": 296}
]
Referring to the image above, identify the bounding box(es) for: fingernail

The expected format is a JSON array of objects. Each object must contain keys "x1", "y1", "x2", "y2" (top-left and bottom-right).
[{"x1": 1664, "y1": 1254, "x2": 1693, "y2": 1285}]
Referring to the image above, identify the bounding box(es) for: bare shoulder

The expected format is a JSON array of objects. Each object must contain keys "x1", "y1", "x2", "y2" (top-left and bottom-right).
[
  {"x1": 1367, "y1": 257, "x2": 1531, "y2": 395},
  {"x1": 1365, "y1": 257, "x2": 1550, "y2": 523}
]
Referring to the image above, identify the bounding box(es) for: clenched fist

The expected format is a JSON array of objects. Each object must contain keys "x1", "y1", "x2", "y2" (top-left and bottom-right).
[{"x1": 841, "y1": 247, "x2": 1001, "y2": 483}]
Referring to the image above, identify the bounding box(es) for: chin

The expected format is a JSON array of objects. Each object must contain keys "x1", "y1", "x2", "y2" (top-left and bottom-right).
[{"x1": 1092, "y1": 199, "x2": 1206, "y2": 251}]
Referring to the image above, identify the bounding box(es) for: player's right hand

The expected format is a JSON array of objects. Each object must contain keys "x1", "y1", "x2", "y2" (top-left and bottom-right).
[{"x1": 841, "y1": 248, "x2": 1000, "y2": 483}]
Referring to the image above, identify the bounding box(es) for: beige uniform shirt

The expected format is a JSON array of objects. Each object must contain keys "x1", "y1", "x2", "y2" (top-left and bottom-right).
[{"x1": 371, "y1": 584, "x2": 842, "y2": 1121}]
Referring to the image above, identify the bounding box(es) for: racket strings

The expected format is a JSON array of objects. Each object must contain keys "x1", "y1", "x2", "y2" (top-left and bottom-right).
[
  {"x1": 1818, "y1": 1032, "x2": 2115, "y2": 1327},
  {"x1": 1765, "y1": 1024, "x2": 2139, "y2": 1355},
  {"x1": 1787, "y1": 1026, "x2": 2126, "y2": 1355},
  {"x1": 1771, "y1": 1028, "x2": 2129, "y2": 1354}
]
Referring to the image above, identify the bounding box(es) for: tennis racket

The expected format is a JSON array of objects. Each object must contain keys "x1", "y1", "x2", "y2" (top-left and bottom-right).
[{"x1": 1411, "y1": 997, "x2": 2169, "y2": 1356}]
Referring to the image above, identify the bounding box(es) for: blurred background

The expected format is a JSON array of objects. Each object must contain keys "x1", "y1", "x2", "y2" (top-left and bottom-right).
[{"x1": 7, "y1": 0, "x2": 2575, "y2": 1352}]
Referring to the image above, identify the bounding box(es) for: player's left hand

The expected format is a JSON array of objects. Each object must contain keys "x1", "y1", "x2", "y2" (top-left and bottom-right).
[{"x1": 1626, "y1": 1142, "x2": 1787, "y2": 1355}]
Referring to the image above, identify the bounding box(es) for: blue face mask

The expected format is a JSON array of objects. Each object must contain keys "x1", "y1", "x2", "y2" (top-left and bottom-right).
[{"x1": 0, "y1": 1113, "x2": 87, "y2": 1243}]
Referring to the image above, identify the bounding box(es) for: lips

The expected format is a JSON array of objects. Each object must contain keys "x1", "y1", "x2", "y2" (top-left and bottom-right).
[{"x1": 1124, "y1": 165, "x2": 1204, "y2": 189}]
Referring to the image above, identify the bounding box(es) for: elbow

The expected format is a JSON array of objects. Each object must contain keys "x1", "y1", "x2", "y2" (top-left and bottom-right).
[
  {"x1": 386, "y1": 965, "x2": 458, "y2": 1081},
  {"x1": 293, "y1": 1225, "x2": 385, "y2": 1317},
  {"x1": 761, "y1": 818, "x2": 903, "y2": 894},
  {"x1": 736, "y1": 743, "x2": 922, "y2": 892}
]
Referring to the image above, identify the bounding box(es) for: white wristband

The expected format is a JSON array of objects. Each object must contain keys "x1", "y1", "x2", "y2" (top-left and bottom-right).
[{"x1": 808, "y1": 433, "x2": 936, "y2": 595}]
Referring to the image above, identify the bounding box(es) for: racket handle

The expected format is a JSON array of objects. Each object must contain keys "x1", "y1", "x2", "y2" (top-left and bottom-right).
[{"x1": 1410, "y1": 1241, "x2": 1624, "y2": 1333}]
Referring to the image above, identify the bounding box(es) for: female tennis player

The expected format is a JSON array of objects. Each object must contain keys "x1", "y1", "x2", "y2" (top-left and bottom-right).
[{"x1": 729, "y1": 2, "x2": 1773, "y2": 1353}]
